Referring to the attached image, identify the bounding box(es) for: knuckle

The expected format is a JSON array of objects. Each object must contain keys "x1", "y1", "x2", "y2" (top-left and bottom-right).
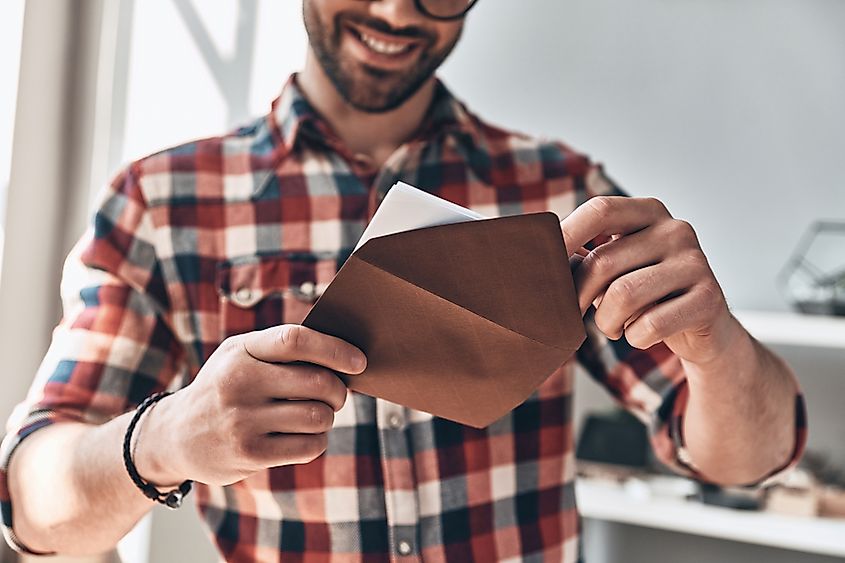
[
  {"x1": 671, "y1": 219, "x2": 698, "y2": 245},
  {"x1": 642, "y1": 312, "x2": 664, "y2": 338},
  {"x1": 697, "y1": 281, "x2": 724, "y2": 314},
  {"x1": 305, "y1": 369, "x2": 331, "y2": 397},
  {"x1": 211, "y1": 337, "x2": 245, "y2": 373},
  {"x1": 583, "y1": 247, "x2": 613, "y2": 274},
  {"x1": 646, "y1": 197, "x2": 670, "y2": 216},
  {"x1": 608, "y1": 277, "x2": 637, "y2": 307},
  {"x1": 220, "y1": 335, "x2": 244, "y2": 355},
  {"x1": 680, "y1": 248, "x2": 706, "y2": 268},
  {"x1": 626, "y1": 315, "x2": 660, "y2": 350},
  {"x1": 587, "y1": 196, "x2": 614, "y2": 219},
  {"x1": 277, "y1": 324, "x2": 306, "y2": 352},
  {"x1": 307, "y1": 403, "x2": 334, "y2": 431},
  {"x1": 688, "y1": 252, "x2": 712, "y2": 280}
]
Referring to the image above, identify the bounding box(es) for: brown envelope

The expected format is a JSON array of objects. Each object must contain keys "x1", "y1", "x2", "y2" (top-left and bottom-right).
[{"x1": 302, "y1": 212, "x2": 585, "y2": 428}]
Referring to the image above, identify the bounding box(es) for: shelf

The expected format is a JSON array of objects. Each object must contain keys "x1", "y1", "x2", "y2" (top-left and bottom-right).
[
  {"x1": 733, "y1": 310, "x2": 845, "y2": 350},
  {"x1": 576, "y1": 478, "x2": 845, "y2": 558}
]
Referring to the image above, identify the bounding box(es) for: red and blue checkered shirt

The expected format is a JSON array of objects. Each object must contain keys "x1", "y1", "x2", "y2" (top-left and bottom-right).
[{"x1": 1, "y1": 75, "x2": 806, "y2": 561}]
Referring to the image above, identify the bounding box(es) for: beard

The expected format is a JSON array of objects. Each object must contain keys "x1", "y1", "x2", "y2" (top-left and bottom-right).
[{"x1": 303, "y1": 2, "x2": 462, "y2": 113}]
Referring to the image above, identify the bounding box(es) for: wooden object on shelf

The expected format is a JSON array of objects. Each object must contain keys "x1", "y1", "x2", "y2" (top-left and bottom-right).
[
  {"x1": 819, "y1": 486, "x2": 845, "y2": 519},
  {"x1": 766, "y1": 486, "x2": 819, "y2": 517},
  {"x1": 576, "y1": 477, "x2": 845, "y2": 558}
]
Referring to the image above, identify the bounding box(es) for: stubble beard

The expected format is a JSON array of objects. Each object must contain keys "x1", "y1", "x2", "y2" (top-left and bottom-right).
[{"x1": 303, "y1": 3, "x2": 462, "y2": 113}]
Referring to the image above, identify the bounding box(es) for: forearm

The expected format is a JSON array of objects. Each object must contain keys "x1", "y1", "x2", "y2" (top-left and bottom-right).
[
  {"x1": 681, "y1": 316, "x2": 798, "y2": 485},
  {"x1": 8, "y1": 412, "x2": 159, "y2": 555}
]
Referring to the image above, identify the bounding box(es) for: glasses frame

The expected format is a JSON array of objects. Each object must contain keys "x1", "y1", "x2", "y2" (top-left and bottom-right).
[{"x1": 413, "y1": 0, "x2": 480, "y2": 21}]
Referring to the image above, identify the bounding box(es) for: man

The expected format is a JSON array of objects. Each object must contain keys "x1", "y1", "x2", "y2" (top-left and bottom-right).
[{"x1": 1, "y1": 0, "x2": 805, "y2": 560}]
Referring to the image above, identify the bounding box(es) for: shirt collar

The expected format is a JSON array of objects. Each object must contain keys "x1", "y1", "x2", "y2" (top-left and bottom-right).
[{"x1": 267, "y1": 74, "x2": 485, "y2": 155}]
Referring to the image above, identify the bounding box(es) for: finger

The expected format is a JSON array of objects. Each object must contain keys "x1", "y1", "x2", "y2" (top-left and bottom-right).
[
  {"x1": 248, "y1": 433, "x2": 329, "y2": 467},
  {"x1": 560, "y1": 196, "x2": 670, "y2": 257},
  {"x1": 240, "y1": 325, "x2": 367, "y2": 374},
  {"x1": 248, "y1": 363, "x2": 349, "y2": 411},
  {"x1": 623, "y1": 285, "x2": 718, "y2": 350},
  {"x1": 255, "y1": 400, "x2": 336, "y2": 435},
  {"x1": 276, "y1": 367, "x2": 348, "y2": 412},
  {"x1": 593, "y1": 259, "x2": 699, "y2": 339},
  {"x1": 574, "y1": 228, "x2": 664, "y2": 314}
]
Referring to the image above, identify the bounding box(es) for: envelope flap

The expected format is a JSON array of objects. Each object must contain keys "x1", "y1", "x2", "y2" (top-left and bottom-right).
[
  {"x1": 303, "y1": 254, "x2": 574, "y2": 427},
  {"x1": 353, "y1": 212, "x2": 584, "y2": 350}
]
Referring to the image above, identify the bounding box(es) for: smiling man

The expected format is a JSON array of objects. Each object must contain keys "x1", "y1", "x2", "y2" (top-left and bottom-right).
[{"x1": 1, "y1": 0, "x2": 805, "y2": 561}]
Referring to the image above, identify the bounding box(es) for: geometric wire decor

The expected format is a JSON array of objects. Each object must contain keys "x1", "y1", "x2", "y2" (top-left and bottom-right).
[{"x1": 778, "y1": 221, "x2": 845, "y2": 316}]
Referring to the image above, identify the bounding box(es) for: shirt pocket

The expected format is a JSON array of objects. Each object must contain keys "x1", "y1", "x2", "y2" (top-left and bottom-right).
[{"x1": 216, "y1": 253, "x2": 339, "y2": 341}]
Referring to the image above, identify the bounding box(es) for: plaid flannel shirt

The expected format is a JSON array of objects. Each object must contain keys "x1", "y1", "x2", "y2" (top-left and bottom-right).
[{"x1": 1, "y1": 75, "x2": 806, "y2": 561}]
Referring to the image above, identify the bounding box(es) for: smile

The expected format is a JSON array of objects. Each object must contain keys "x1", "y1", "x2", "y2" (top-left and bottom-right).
[
  {"x1": 359, "y1": 31, "x2": 411, "y2": 55},
  {"x1": 344, "y1": 22, "x2": 422, "y2": 60}
]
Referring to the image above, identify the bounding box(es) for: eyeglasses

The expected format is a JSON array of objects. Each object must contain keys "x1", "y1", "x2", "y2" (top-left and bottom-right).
[{"x1": 413, "y1": 0, "x2": 479, "y2": 21}]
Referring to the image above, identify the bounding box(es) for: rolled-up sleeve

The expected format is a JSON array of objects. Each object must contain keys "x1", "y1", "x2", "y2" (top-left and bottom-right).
[
  {"x1": 0, "y1": 164, "x2": 185, "y2": 552},
  {"x1": 574, "y1": 162, "x2": 807, "y2": 485},
  {"x1": 576, "y1": 314, "x2": 807, "y2": 485}
]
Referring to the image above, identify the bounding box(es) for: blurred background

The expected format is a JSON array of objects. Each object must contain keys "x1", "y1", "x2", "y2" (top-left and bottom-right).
[{"x1": 1, "y1": 0, "x2": 843, "y2": 562}]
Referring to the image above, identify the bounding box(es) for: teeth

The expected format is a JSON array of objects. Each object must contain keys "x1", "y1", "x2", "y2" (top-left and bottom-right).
[{"x1": 359, "y1": 32, "x2": 410, "y2": 55}]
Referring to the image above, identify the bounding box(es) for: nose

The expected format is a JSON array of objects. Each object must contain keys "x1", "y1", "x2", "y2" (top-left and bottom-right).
[{"x1": 364, "y1": 0, "x2": 426, "y2": 29}]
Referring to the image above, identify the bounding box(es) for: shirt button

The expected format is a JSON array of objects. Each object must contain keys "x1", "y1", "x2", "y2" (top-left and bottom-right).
[
  {"x1": 388, "y1": 413, "x2": 404, "y2": 430},
  {"x1": 397, "y1": 540, "x2": 413, "y2": 556},
  {"x1": 299, "y1": 281, "x2": 316, "y2": 299},
  {"x1": 233, "y1": 287, "x2": 253, "y2": 305}
]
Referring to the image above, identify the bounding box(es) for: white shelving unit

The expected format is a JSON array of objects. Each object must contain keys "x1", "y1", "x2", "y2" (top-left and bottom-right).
[
  {"x1": 734, "y1": 309, "x2": 845, "y2": 350},
  {"x1": 576, "y1": 478, "x2": 845, "y2": 558},
  {"x1": 576, "y1": 311, "x2": 845, "y2": 558}
]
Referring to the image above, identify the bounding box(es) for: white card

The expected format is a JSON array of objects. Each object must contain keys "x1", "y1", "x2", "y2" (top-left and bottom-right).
[{"x1": 354, "y1": 182, "x2": 486, "y2": 251}]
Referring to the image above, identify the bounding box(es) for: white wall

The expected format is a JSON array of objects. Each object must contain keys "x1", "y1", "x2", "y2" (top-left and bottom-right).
[{"x1": 442, "y1": 0, "x2": 845, "y2": 312}]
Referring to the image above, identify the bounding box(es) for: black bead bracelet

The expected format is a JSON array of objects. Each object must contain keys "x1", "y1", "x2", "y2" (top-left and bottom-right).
[{"x1": 122, "y1": 391, "x2": 193, "y2": 509}]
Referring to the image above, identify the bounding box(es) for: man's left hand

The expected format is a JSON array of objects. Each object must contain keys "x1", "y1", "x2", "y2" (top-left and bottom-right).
[{"x1": 561, "y1": 196, "x2": 739, "y2": 366}]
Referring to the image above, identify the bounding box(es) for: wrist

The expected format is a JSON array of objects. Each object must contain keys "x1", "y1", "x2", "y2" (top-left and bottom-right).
[
  {"x1": 682, "y1": 312, "x2": 756, "y2": 384},
  {"x1": 131, "y1": 393, "x2": 187, "y2": 488}
]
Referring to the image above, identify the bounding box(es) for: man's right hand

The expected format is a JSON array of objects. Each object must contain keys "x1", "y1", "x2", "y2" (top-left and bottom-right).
[{"x1": 135, "y1": 325, "x2": 367, "y2": 487}]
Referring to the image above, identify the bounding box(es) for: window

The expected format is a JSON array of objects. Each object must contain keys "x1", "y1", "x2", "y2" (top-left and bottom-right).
[
  {"x1": 0, "y1": 0, "x2": 26, "y2": 280},
  {"x1": 116, "y1": 0, "x2": 307, "y2": 170}
]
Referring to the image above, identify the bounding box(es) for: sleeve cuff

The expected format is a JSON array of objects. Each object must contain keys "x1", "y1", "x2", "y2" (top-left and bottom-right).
[
  {"x1": 1, "y1": 410, "x2": 71, "y2": 555},
  {"x1": 665, "y1": 383, "x2": 809, "y2": 487}
]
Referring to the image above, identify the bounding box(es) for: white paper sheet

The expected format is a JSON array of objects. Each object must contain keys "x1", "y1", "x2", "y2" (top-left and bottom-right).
[{"x1": 354, "y1": 182, "x2": 485, "y2": 251}]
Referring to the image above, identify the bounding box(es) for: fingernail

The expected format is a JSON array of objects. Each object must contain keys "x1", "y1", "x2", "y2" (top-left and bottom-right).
[{"x1": 350, "y1": 353, "x2": 367, "y2": 372}]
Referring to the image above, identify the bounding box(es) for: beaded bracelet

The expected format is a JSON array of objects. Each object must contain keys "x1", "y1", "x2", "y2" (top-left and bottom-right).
[{"x1": 122, "y1": 391, "x2": 193, "y2": 509}]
